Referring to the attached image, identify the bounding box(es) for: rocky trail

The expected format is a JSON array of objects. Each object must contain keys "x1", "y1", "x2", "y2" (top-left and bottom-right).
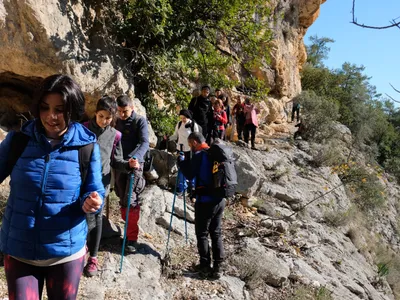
[{"x1": 1, "y1": 125, "x2": 399, "y2": 300}]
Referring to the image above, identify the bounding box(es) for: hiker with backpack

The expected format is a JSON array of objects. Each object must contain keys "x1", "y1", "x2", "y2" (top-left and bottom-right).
[
  {"x1": 114, "y1": 95, "x2": 149, "y2": 253},
  {"x1": 0, "y1": 74, "x2": 105, "y2": 299},
  {"x1": 82, "y1": 96, "x2": 135, "y2": 277},
  {"x1": 169, "y1": 109, "x2": 200, "y2": 196},
  {"x1": 188, "y1": 85, "x2": 213, "y2": 140},
  {"x1": 178, "y1": 132, "x2": 237, "y2": 279}
]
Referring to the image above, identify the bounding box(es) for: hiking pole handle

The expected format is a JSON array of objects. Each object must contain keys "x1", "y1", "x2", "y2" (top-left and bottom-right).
[{"x1": 119, "y1": 157, "x2": 136, "y2": 273}]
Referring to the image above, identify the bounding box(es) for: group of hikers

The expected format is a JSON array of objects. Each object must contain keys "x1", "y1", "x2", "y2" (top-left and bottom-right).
[
  {"x1": 0, "y1": 73, "x2": 302, "y2": 299},
  {"x1": 177, "y1": 85, "x2": 260, "y2": 149},
  {"x1": 0, "y1": 76, "x2": 241, "y2": 299}
]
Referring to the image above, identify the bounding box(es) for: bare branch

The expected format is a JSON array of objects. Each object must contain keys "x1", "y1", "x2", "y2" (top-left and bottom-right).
[
  {"x1": 352, "y1": 0, "x2": 400, "y2": 29},
  {"x1": 390, "y1": 83, "x2": 400, "y2": 94},
  {"x1": 385, "y1": 93, "x2": 400, "y2": 104}
]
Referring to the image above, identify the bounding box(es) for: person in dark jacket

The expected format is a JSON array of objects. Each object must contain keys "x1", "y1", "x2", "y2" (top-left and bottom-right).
[
  {"x1": 232, "y1": 96, "x2": 245, "y2": 140},
  {"x1": 291, "y1": 100, "x2": 300, "y2": 123},
  {"x1": 115, "y1": 95, "x2": 149, "y2": 253},
  {"x1": 178, "y1": 132, "x2": 225, "y2": 279},
  {"x1": 83, "y1": 96, "x2": 134, "y2": 277},
  {"x1": 188, "y1": 85, "x2": 213, "y2": 140},
  {"x1": 0, "y1": 74, "x2": 105, "y2": 299}
]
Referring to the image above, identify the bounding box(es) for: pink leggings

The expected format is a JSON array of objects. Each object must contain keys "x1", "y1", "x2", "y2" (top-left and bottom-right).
[{"x1": 4, "y1": 254, "x2": 84, "y2": 300}]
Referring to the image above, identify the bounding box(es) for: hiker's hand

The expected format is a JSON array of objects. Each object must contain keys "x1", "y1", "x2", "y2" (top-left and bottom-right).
[
  {"x1": 83, "y1": 192, "x2": 102, "y2": 213},
  {"x1": 129, "y1": 158, "x2": 139, "y2": 169},
  {"x1": 178, "y1": 152, "x2": 185, "y2": 162}
]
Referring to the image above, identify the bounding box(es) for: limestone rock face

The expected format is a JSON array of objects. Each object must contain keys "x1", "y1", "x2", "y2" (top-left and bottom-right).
[
  {"x1": 0, "y1": 0, "x2": 326, "y2": 133},
  {"x1": 255, "y1": 0, "x2": 326, "y2": 100},
  {"x1": 0, "y1": 0, "x2": 156, "y2": 144}
]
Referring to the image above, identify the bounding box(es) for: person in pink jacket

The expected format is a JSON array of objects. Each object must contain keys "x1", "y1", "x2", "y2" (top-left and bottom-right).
[{"x1": 243, "y1": 98, "x2": 258, "y2": 150}]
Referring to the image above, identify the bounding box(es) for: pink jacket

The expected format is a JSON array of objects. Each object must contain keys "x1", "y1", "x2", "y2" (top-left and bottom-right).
[{"x1": 244, "y1": 104, "x2": 258, "y2": 127}]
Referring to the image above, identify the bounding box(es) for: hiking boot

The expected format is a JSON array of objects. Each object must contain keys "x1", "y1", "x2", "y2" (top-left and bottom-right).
[
  {"x1": 193, "y1": 263, "x2": 212, "y2": 278},
  {"x1": 211, "y1": 264, "x2": 222, "y2": 279},
  {"x1": 84, "y1": 257, "x2": 99, "y2": 277},
  {"x1": 125, "y1": 240, "x2": 139, "y2": 253}
]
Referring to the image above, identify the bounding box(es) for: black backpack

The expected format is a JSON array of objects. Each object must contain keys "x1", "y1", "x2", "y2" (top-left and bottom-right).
[
  {"x1": 7, "y1": 132, "x2": 94, "y2": 192},
  {"x1": 206, "y1": 141, "x2": 237, "y2": 198},
  {"x1": 178, "y1": 120, "x2": 196, "y2": 133}
]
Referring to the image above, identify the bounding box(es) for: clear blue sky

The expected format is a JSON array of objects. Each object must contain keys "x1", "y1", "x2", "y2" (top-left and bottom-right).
[{"x1": 305, "y1": 0, "x2": 400, "y2": 100}]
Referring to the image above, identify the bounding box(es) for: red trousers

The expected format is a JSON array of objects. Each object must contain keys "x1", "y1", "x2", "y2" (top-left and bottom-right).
[{"x1": 120, "y1": 205, "x2": 141, "y2": 241}]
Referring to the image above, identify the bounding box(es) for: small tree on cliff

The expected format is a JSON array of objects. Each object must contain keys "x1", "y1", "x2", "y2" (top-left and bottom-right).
[
  {"x1": 105, "y1": 0, "x2": 272, "y2": 110},
  {"x1": 305, "y1": 35, "x2": 334, "y2": 68}
]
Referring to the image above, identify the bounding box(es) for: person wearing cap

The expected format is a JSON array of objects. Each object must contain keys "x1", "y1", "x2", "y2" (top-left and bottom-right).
[
  {"x1": 169, "y1": 109, "x2": 200, "y2": 195},
  {"x1": 188, "y1": 85, "x2": 213, "y2": 141}
]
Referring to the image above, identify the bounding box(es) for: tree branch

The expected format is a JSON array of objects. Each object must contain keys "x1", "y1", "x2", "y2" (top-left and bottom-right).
[
  {"x1": 385, "y1": 93, "x2": 400, "y2": 104},
  {"x1": 350, "y1": 0, "x2": 400, "y2": 29},
  {"x1": 352, "y1": 0, "x2": 400, "y2": 29}
]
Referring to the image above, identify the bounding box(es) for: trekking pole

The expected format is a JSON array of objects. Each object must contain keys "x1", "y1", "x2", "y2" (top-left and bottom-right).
[
  {"x1": 165, "y1": 170, "x2": 180, "y2": 253},
  {"x1": 119, "y1": 157, "x2": 136, "y2": 273},
  {"x1": 179, "y1": 144, "x2": 188, "y2": 243}
]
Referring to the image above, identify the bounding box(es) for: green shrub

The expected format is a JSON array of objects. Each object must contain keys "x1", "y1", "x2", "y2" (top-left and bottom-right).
[
  {"x1": 293, "y1": 91, "x2": 339, "y2": 143},
  {"x1": 311, "y1": 142, "x2": 346, "y2": 167},
  {"x1": 338, "y1": 164, "x2": 386, "y2": 212}
]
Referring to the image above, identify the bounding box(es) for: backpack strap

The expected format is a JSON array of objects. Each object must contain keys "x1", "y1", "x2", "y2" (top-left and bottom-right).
[
  {"x1": 78, "y1": 143, "x2": 94, "y2": 190},
  {"x1": 6, "y1": 132, "x2": 30, "y2": 176},
  {"x1": 190, "y1": 121, "x2": 195, "y2": 133},
  {"x1": 111, "y1": 130, "x2": 122, "y2": 160},
  {"x1": 178, "y1": 121, "x2": 182, "y2": 130}
]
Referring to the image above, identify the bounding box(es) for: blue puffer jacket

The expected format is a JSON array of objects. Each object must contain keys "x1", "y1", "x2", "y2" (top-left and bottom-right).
[{"x1": 0, "y1": 120, "x2": 105, "y2": 260}]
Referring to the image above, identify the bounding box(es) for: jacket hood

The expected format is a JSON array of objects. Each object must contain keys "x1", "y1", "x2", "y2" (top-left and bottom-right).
[{"x1": 21, "y1": 120, "x2": 97, "y2": 147}]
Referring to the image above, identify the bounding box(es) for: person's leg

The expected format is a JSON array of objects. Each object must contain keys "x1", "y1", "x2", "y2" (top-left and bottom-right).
[
  {"x1": 45, "y1": 256, "x2": 85, "y2": 300},
  {"x1": 296, "y1": 107, "x2": 300, "y2": 122},
  {"x1": 291, "y1": 108, "x2": 295, "y2": 122},
  {"x1": 236, "y1": 120, "x2": 243, "y2": 140},
  {"x1": 4, "y1": 254, "x2": 44, "y2": 300},
  {"x1": 84, "y1": 208, "x2": 103, "y2": 276},
  {"x1": 250, "y1": 124, "x2": 256, "y2": 149},
  {"x1": 243, "y1": 124, "x2": 250, "y2": 145},
  {"x1": 209, "y1": 199, "x2": 225, "y2": 267},
  {"x1": 194, "y1": 201, "x2": 212, "y2": 267},
  {"x1": 87, "y1": 209, "x2": 103, "y2": 257},
  {"x1": 120, "y1": 205, "x2": 141, "y2": 242}
]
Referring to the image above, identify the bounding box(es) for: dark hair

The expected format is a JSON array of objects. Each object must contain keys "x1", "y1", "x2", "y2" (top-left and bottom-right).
[
  {"x1": 201, "y1": 85, "x2": 211, "y2": 91},
  {"x1": 188, "y1": 132, "x2": 205, "y2": 144},
  {"x1": 96, "y1": 95, "x2": 117, "y2": 114},
  {"x1": 116, "y1": 95, "x2": 134, "y2": 107},
  {"x1": 96, "y1": 95, "x2": 117, "y2": 126},
  {"x1": 215, "y1": 88, "x2": 221, "y2": 92},
  {"x1": 33, "y1": 74, "x2": 85, "y2": 124}
]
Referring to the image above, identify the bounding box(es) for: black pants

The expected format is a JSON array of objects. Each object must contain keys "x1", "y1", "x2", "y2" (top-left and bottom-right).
[
  {"x1": 292, "y1": 106, "x2": 300, "y2": 122},
  {"x1": 195, "y1": 199, "x2": 225, "y2": 267},
  {"x1": 86, "y1": 208, "x2": 103, "y2": 257},
  {"x1": 244, "y1": 123, "x2": 257, "y2": 147},
  {"x1": 236, "y1": 120, "x2": 245, "y2": 140}
]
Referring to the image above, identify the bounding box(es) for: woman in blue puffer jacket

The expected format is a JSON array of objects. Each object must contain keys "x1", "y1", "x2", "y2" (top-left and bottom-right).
[{"x1": 0, "y1": 74, "x2": 105, "y2": 300}]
